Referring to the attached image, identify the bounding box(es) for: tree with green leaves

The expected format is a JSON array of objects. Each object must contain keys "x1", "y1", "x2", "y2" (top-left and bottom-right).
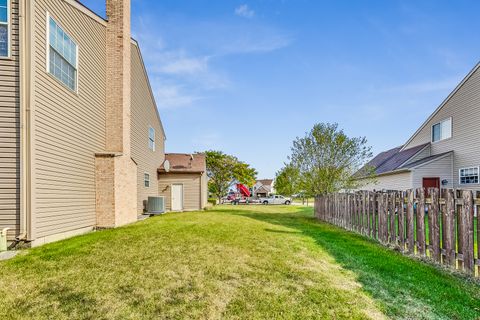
[
  {"x1": 205, "y1": 150, "x2": 257, "y2": 202},
  {"x1": 274, "y1": 164, "x2": 301, "y2": 197},
  {"x1": 289, "y1": 123, "x2": 373, "y2": 196}
]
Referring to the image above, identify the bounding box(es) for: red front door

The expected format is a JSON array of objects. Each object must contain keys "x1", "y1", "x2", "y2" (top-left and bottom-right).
[{"x1": 423, "y1": 177, "x2": 440, "y2": 196}]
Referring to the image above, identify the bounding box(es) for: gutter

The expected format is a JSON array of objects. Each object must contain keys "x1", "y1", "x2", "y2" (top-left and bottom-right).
[{"x1": 356, "y1": 168, "x2": 411, "y2": 180}]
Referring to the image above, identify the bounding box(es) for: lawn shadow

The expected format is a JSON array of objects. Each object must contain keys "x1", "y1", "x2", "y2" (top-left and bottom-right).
[
  {"x1": 229, "y1": 207, "x2": 480, "y2": 319},
  {"x1": 264, "y1": 228, "x2": 302, "y2": 234}
]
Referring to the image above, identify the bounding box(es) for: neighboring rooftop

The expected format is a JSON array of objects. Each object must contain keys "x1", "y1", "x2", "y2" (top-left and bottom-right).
[
  {"x1": 254, "y1": 185, "x2": 271, "y2": 194},
  {"x1": 159, "y1": 153, "x2": 206, "y2": 173},
  {"x1": 357, "y1": 143, "x2": 430, "y2": 177},
  {"x1": 257, "y1": 179, "x2": 274, "y2": 186}
]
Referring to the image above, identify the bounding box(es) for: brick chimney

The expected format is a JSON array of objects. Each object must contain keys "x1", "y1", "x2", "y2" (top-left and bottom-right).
[
  {"x1": 106, "y1": 0, "x2": 131, "y2": 153},
  {"x1": 95, "y1": 0, "x2": 137, "y2": 228}
]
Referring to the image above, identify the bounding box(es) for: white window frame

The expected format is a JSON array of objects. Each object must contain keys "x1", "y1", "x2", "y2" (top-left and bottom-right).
[
  {"x1": 431, "y1": 117, "x2": 452, "y2": 143},
  {"x1": 0, "y1": 0, "x2": 10, "y2": 58},
  {"x1": 459, "y1": 166, "x2": 479, "y2": 185},
  {"x1": 148, "y1": 126, "x2": 155, "y2": 151},
  {"x1": 144, "y1": 173, "x2": 150, "y2": 188},
  {"x1": 46, "y1": 12, "x2": 79, "y2": 93}
]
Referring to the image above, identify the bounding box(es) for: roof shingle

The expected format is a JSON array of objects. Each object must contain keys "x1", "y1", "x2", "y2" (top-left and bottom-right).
[
  {"x1": 357, "y1": 143, "x2": 429, "y2": 177},
  {"x1": 159, "y1": 153, "x2": 206, "y2": 173}
]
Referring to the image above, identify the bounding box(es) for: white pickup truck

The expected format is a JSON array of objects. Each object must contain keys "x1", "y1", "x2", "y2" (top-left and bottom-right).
[{"x1": 260, "y1": 195, "x2": 292, "y2": 205}]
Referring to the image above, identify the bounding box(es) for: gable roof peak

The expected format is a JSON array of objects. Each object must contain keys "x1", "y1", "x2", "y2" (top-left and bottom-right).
[{"x1": 401, "y1": 61, "x2": 480, "y2": 151}]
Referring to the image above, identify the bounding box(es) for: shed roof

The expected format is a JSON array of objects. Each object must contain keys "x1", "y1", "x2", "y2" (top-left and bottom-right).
[{"x1": 159, "y1": 153, "x2": 206, "y2": 173}]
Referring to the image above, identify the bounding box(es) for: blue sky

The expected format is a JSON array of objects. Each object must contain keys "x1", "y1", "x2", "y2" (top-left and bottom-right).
[{"x1": 82, "y1": 0, "x2": 480, "y2": 179}]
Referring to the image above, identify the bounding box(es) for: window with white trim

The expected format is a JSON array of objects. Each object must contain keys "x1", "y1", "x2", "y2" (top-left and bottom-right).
[
  {"x1": 48, "y1": 16, "x2": 78, "y2": 91},
  {"x1": 144, "y1": 173, "x2": 150, "y2": 188},
  {"x1": 0, "y1": 0, "x2": 9, "y2": 57},
  {"x1": 459, "y1": 167, "x2": 479, "y2": 185},
  {"x1": 148, "y1": 127, "x2": 155, "y2": 151},
  {"x1": 432, "y1": 118, "x2": 452, "y2": 142}
]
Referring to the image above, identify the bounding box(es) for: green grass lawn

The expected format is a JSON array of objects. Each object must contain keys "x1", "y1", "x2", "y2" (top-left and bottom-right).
[{"x1": 1, "y1": 206, "x2": 479, "y2": 319}]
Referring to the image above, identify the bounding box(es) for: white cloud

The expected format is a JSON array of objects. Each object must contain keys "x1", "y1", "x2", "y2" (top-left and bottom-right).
[
  {"x1": 151, "y1": 80, "x2": 202, "y2": 109},
  {"x1": 192, "y1": 132, "x2": 221, "y2": 150},
  {"x1": 159, "y1": 55, "x2": 209, "y2": 75},
  {"x1": 131, "y1": 11, "x2": 292, "y2": 109},
  {"x1": 219, "y1": 32, "x2": 292, "y2": 55},
  {"x1": 235, "y1": 4, "x2": 255, "y2": 19}
]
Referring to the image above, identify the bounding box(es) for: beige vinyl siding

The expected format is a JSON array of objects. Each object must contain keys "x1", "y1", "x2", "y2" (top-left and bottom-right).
[
  {"x1": 403, "y1": 66, "x2": 480, "y2": 189},
  {"x1": 0, "y1": 0, "x2": 19, "y2": 240},
  {"x1": 131, "y1": 43, "x2": 165, "y2": 213},
  {"x1": 359, "y1": 172, "x2": 412, "y2": 191},
  {"x1": 158, "y1": 173, "x2": 202, "y2": 211},
  {"x1": 403, "y1": 145, "x2": 431, "y2": 166},
  {"x1": 200, "y1": 172, "x2": 207, "y2": 209},
  {"x1": 411, "y1": 154, "x2": 453, "y2": 189},
  {"x1": 32, "y1": 0, "x2": 106, "y2": 239}
]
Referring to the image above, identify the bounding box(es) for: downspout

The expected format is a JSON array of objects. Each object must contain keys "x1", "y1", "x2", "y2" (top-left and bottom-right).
[{"x1": 18, "y1": 0, "x2": 32, "y2": 242}]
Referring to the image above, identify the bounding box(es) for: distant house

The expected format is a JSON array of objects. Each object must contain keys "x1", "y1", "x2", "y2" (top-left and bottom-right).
[
  {"x1": 158, "y1": 154, "x2": 208, "y2": 212},
  {"x1": 358, "y1": 62, "x2": 480, "y2": 192},
  {"x1": 253, "y1": 179, "x2": 275, "y2": 197}
]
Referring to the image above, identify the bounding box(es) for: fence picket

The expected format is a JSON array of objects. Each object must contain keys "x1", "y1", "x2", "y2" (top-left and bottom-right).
[
  {"x1": 377, "y1": 194, "x2": 383, "y2": 242},
  {"x1": 381, "y1": 194, "x2": 388, "y2": 243},
  {"x1": 417, "y1": 188, "x2": 426, "y2": 256},
  {"x1": 367, "y1": 192, "x2": 371, "y2": 237},
  {"x1": 430, "y1": 188, "x2": 441, "y2": 262},
  {"x1": 461, "y1": 191, "x2": 474, "y2": 274},
  {"x1": 372, "y1": 193, "x2": 378, "y2": 239},
  {"x1": 406, "y1": 190, "x2": 414, "y2": 253},
  {"x1": 477, "y1": 192, "x2": 480, "y2": 275},
  {"x1": 397, "y1": 191, "x2": 405, "y2": 251},
  {"x1": 389, "y1": 192, "x2": 396, "y2": 244}
]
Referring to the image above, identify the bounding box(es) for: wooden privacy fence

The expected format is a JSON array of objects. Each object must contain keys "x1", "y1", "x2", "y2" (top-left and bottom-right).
[{"x1": 315, "y1": 188, "x2": 480, "y2": 276}]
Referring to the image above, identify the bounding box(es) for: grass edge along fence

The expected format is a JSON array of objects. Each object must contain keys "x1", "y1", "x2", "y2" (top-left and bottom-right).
[{"x1": 315, "y1": 188, "x2": 480, "y2": 277}]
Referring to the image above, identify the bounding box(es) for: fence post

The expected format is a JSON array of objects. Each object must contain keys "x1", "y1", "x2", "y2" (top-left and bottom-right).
[
  {"x1": 417, "y1": 188, "x2": 426, "y2": 256},
  {"x1": 461, "y1": 190, "x2": 474, "y2": 274},
  {"x1": 429, "y1": 188, "x2": 441, "y2": 262},
  {"x1": 406, "y1": 189, "x2": 415, "y2": 254}
]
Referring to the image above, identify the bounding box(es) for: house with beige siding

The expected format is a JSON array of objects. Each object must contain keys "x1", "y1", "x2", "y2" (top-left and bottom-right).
[
  {"x1": 158, "y1": 153, "x2": 208, "y2": 212},
  {"x1": 0, "y1": 0, "x2": 189, "y2": 248},
  {"x1": 359, "y1": 62, "x2": 480, "y2": 192}
]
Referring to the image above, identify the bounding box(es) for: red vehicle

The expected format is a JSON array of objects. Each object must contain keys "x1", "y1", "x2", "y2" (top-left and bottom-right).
[{"x1": 230, "y1": 184, "x2": 260, "y2": 205}]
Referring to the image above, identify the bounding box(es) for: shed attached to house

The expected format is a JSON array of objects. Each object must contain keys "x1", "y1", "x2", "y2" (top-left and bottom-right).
[{"x1": 158, "y1": 153, "x2": 208, "y2": 212}]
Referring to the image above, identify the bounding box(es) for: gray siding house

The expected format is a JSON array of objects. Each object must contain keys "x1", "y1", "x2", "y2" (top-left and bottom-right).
[{"x1": 359, "y1": 63, "x2": 480, "y2": 192}]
